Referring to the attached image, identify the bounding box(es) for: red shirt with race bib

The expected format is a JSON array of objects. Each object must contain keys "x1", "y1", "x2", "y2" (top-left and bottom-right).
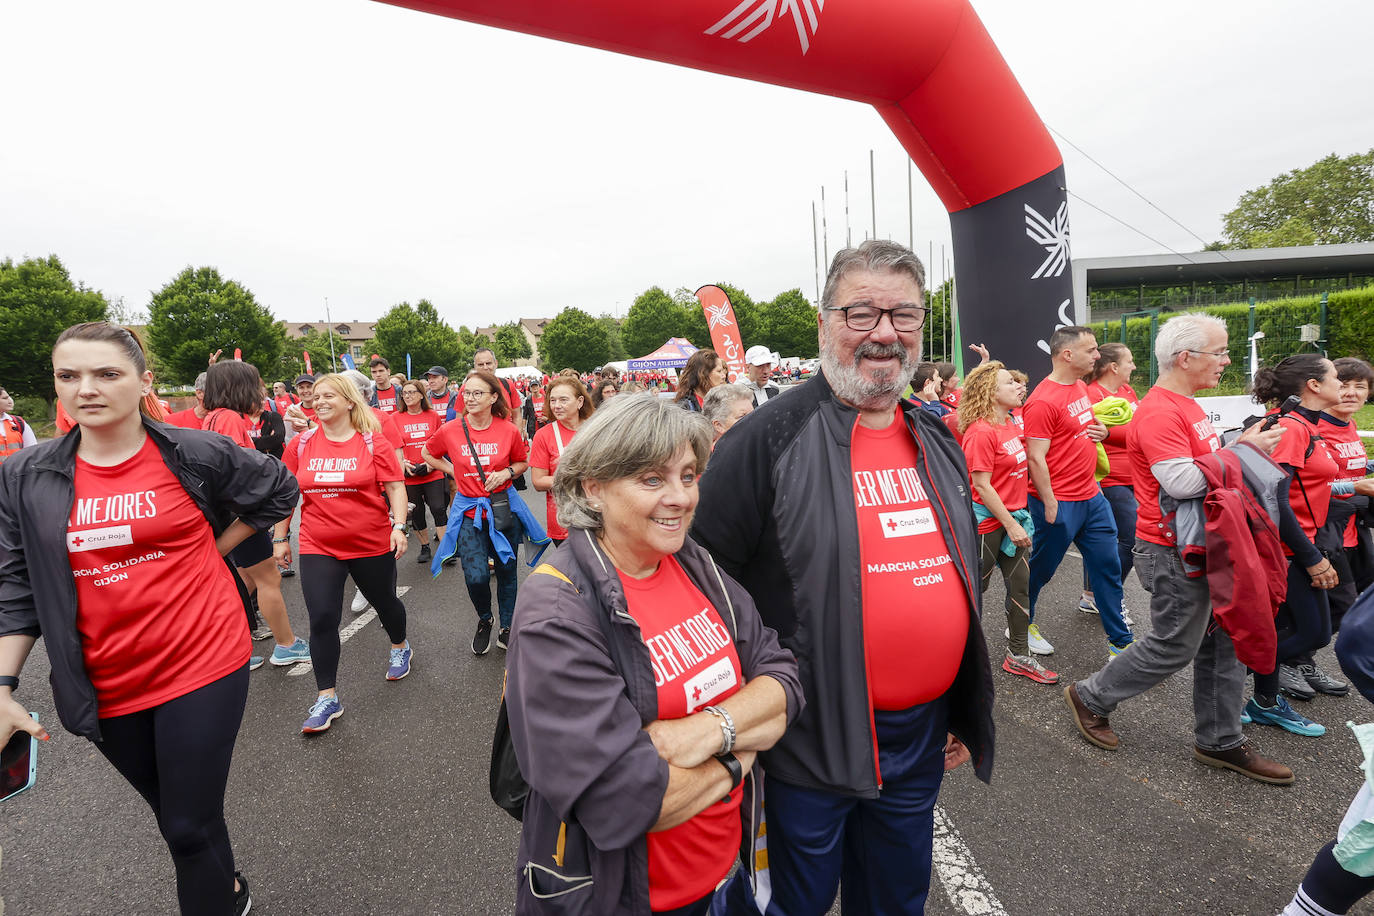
[
  {"x1": 1086, "y1": 380, "x2": 1139, "y2": 489},
  {"x1": 619, "y1": 556, "x2": 742, "y2": 911},
  {"x1": 424, "y1": 417, "x2": 526, "y2": 514},
  {"x1": 852, "y1": 408, "x2": 969, "y2": 710},
  {"x1": 1023, "y1": 378, "x2": 1099, "y2": 502},
  {"x1": 529, "y1": 421, "x2": 578, "y2": 540},
  {"x1": 428, "y1": 389, "x2": 455, "y2": 415},
  {"x1": 375, "y1": 384, "x2": 401, "y2": 413},
  {"x1": 1272, "y1": 413, "x2": 1340, "y2": 554},
  {"x1": 394, "y1": 410, "x2": 444, "y2": 485},
  {"x1": 1128, "y1": 386, "x2": 1221, "y2": 546},
  {"x1": 284, "y1": 430, "x2": 403, "y2": 559},
  {"x1": 202, "y1": 408, "x2": 252, "y2": 448},
  {"x1": 962, "y1": 416, "x2": 1028, "y2": 534},
  {"x1": 1319, "y1": 414, "x2": 1368, "y2": 548},
  {"x1": 67, "y1": 436, "x2": 248, "y2": 717}
]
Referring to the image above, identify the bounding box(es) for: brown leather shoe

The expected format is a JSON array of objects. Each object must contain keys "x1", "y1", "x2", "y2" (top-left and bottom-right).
[
  {"x1": 1064, "y1": 683, "x2": 1119, "y2": 750},
  {"x1": 1193, "y1": 742, "x2": 1294, "y2": 785}
]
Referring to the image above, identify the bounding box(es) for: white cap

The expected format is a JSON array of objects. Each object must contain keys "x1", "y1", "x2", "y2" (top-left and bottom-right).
[{"x1": 744, "y1": 345, "x2": 773, "y2": 366}]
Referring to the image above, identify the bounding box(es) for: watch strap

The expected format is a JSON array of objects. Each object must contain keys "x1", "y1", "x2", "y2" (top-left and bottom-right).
[
  {"x1": 0, "y1": 675, "x2": 18, "y2": 691},
  {"x1": 715, "y1": 752, "x2": 743, "y2": 800}
]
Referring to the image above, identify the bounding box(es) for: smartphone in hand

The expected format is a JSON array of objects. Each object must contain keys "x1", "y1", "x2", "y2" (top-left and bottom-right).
[{"x1": 1, "y1": 712, "x2": 39, "y2": 802}]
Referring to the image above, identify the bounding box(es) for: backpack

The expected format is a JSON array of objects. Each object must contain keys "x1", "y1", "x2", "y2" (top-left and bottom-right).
[{"x1": 293, "y1": 426, "x2": 374, "y2": 460}]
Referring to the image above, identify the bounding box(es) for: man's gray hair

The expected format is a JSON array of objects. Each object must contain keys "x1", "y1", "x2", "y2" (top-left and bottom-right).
[
  {"x1": 821, "y1": 239, "x2": 926, "y2": 312},
  {"x1": 341, "y1": 368, "x2": 376, "y2": 399},
  {"x1": 194, "y1": 372, "x2": 208, "y2": 392},
  {"x1": 1155, "y1": 313, "x2": 1229, "y2": 371},
  {"x1": 553, "y1": 394, "x2": 712, "y2": 532},
  {"x1": 702, "y1": 384, "x2": 752, "y2": 426}
]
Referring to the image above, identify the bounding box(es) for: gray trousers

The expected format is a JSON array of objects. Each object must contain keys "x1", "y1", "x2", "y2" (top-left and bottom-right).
[{"x1": 1075, "y1": 540, "x2": 1246, "y2": 752}]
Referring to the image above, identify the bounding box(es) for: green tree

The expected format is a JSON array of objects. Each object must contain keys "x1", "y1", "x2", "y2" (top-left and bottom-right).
[
  {"x1": 540, "y1": 308, "x2": 611, "y2": 373},
  {"x1": 0, "y1": 254, "x2": 109, "y2": 407},
  {"x1": 371, "y1": 299, "x2": 471, "y2": 378},
  {"x1": 144, "y1": 267, "x2": 285, "y2": 386},
  {"x1": 596, "y1": 314, "x2": 628, "y2": 361},
  {"x1": 758, "y1": 288, "x2": 819, "y2": 358},
  {"x1": 1221, "y1": 149, "x2": 1374, "y2": 248},
  {"x1": 492, "y1": 322, "x2": 533, "y2": 364},
  {"x1": 621, "y1": 287, "x2": 687, "y2": 357},
  {"x1": 281, "y1": 328, "x2": 340, "y2": 382}
]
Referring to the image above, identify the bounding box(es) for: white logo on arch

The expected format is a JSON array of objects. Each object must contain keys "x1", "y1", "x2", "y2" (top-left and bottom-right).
[{"x1": 706, "y1": 0, "x2": 825, "y2": 55}]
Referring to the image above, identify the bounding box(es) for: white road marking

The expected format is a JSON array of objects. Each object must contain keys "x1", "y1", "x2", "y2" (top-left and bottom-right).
[
  {"x1": 932, "y1": 805, "x2": 1007, "y2": 915},
  {"x1": 287, "y1": 586, "x2": 409, "y2": 677}
]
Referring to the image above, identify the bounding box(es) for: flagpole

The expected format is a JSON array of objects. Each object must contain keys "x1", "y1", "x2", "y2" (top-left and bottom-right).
[
  {"x1": 869, "y1": 149, "x2": 876, "y2": 241},
  {"x1": 325, "y1": 297, "x2": 338, "y2": 373},
  {"x1": 812, "y1": 201, "x2": 821, "y2": 306}
]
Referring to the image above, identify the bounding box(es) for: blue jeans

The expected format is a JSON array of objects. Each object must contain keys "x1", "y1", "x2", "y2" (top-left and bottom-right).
[
  {"x1": 456, "y1": 514, "x2": 518, "y2": 629},
  {"x1": 1029, "y1": 492, "x2": 1132, "y2": 647},
  {"x1": 716, "y1": 699, "x2": 948, "y2": 915}
]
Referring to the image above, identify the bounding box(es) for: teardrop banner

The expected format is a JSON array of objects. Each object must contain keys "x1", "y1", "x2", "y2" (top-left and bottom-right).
[
  {"x1": 303, "y1": 352, "x2": 313, "y2": 376},
  {"x1": 696, "y1": 285, "x2": 746, "y2": 383},
  {"x1": 377, "y1": 0, "x2": 1073, "y2": 379}
]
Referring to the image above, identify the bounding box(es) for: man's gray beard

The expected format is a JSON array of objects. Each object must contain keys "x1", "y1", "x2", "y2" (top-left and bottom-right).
[{"x1": 821, "y1": 337, "x2": 918, "y2": 411}]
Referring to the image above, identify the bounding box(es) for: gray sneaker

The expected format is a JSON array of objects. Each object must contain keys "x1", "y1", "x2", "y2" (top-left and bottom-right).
[
  {"x1": 1277, "y1": 663, "x2": 1317, "y2": 701},
  {"x1": 1298, "y1": 662, "x2": 1350, "y2": 697}
]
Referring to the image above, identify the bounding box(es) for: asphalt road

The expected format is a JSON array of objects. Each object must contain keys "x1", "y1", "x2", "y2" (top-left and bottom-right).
[{"x1": 3, "y1": 494, "x2": 1372, "y2": 916}]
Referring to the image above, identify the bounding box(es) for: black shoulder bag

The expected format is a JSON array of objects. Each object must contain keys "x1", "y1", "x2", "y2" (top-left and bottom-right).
[{"x1": 461, "y1": 417, "x2": 516, "y2": 534}]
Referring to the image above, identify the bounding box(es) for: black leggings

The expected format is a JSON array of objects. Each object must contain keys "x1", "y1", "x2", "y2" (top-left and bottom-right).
[
  {"x1": 96, "y1": 666, "x2": 249, "y2": 916},
  {"x1": 300, "y1": 552, "x2": 407, "y2": 691},
  {"x1": 1255, "y1": 559, "x2": 1333, "y2": 699},
  {"x1": 406, "y1": 478, "x2": 449, "y2": 531},
  {"x1": 1297, "y1": 840, "x2": 1374, "y2": 913}
]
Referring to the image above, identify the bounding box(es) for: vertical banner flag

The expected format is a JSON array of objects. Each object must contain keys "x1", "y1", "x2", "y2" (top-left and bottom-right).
[
  {"x1": 695, "y1": 285, "x2": 746, "y2": 383},
  {"x1": 406, "y1": 353, "x2": 412, "y2": 378},
  {"x1": 341, "y1": 353, "x2": 356, "y2": 371},
  {"x1": 233, "y1": 348, "x2": 242, "y2": 361},
  {"x1": 303, "y1": 352, "x2": 313, "y2": 376}
]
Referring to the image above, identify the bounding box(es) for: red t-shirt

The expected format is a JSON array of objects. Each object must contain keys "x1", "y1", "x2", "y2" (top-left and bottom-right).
[
  {"x1": 942, "y1": 410, "x2": 962, "y2": 444},
  {"x1": 164, "y1": 407, "x2": 204, "y2": 430},
  {"x1": 618, "y1": 556, "x2": 742, "y2": 911},
  {"x1": 851, "y1": 408, "x2": 969, "y2": 710},
  {"x1": 202, "y1": 408, "x2": 252, "y2": 448},
  {"x1": 284, "y1": 430, "x2": 404, "y2": 559},
  {"x1": 1086, "y1": 380, "x2": 1139, "y2": 489},
  {"x1": 529, "y1": 421, "x2": 579, "y2": 540},
  {"x1": 394, "y1": 410, "x2": 444, "y2": 485},
  {"x1": 67, "y1": 436, "x2": 248, "y2": 717},
  {"x1": 428, "y1": 388, "x2": 455, "y2": 415},
  {"x1": 1272, "y1": 413, "x2": 1340, "y2": 553},
  {"x1": 1023, "y1": 378, "x2": 1100, "y2": 502},
  {"x1": 1318, "y1": 414, "x2": 1368, "y2": 548},
  {"x1": 369, "y1": 408, "x2": 404, "y2": 453},
  {"x1": 375, "y1": 384, "x2": 401, "y2": 413},
  {"x1": 424, "y1": 417, "x2": 527, "y2": 508},
  {"x1": 273, "y1": 394, "x2": 298, "y2": 415},
  {"x1": 962, "y1": 417, "x2": 1028, "y2": 534},
  {"x1": 1128, "y1": 386, "x2": 1221, "y2": 546}
]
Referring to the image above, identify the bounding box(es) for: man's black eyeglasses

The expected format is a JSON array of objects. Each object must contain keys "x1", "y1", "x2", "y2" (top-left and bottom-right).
[{"x1": 824, "y1": 305, "x2": 929, "y2": 333}]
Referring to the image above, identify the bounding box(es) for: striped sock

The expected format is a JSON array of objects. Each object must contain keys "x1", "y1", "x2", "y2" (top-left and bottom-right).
[{"x1": 1281, "y1": 884, "x2": 1343, "y2": 916}]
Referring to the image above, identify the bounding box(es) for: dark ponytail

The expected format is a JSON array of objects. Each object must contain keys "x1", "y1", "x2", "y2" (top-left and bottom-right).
[{"x1": 1251, "y1": 353, "x2": 1330, "y2": 407}]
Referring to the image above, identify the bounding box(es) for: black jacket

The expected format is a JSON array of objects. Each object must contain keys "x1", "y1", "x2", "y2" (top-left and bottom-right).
[
  {"x1": 692, "y1": 369, "x2": 994, "y2": 794},
  {"x1": 0, "y1": 418, "x2": 300, "y2": 739},
  {"x1": 506, "y1": 530, "x2": 803, "y2": 915}
]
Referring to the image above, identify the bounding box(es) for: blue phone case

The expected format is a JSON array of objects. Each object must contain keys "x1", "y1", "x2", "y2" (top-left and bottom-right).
[{"x1": 0, "y1": 711, "x2": 38, "y2": 802}]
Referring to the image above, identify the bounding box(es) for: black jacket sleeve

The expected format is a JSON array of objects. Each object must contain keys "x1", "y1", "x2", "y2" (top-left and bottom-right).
[
  {"x1": 255, "y1": 411, "x2": 286, "y2": 460},
  {"x1": 1277, "y1": 467, "x2": 1323, "y2": 568},
  {"x1": 201, "y1": 435, "x2": 300, "y2": 533},
  {"x1": 0, "y1": 462, "x2": 39, "y2": 638}
]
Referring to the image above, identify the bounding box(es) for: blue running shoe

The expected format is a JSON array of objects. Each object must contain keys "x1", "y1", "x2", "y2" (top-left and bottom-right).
[
  {"x1": 1240, "y1": 707, "x2": 1252, "y2": 725},
  {"x1": 302, "y1": 694, "x2": 343, "y2": 734},
  {"x1": 1244, "y1": 696, "x2": 1324, "y2": 737},
  {"x1": 1107, "y1": 640, "x2": 1133, "y2": 661},
  {"x1": 270, "y1": 637, "x2": 310, "y2": 666},
  {"x1": 387, "y1": 643, "x2": 413, "y2": 681},
  {"x1": 249, "y1": 655, "x2": 265, "y2": 671}
]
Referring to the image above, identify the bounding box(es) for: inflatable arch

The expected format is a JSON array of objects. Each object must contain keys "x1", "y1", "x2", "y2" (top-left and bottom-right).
[{"x1": 380, "y1": 0, "x2": 1074, "y2": 375}]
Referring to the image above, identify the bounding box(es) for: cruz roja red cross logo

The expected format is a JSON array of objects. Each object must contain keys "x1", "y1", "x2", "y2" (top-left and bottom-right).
[
  {"x1": 70, "y1": 535, "x2": 85, "y2": 548},
  {"x1": 692, "y1": 686, "x2": 703, "y2": 703},
  {"x1": 886, "y1": 518, "x2": 899, "y2": 532}
]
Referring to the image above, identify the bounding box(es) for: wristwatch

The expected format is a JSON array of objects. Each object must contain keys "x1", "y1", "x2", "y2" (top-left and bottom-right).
[
  {"x1": 715, "y1": 752, "x2": 743, "y2": 802},
  {"x1": 0, "y1": 675, "x2": 18, "y2": 692},
  {"x1": 392, "y1": 523, "x2": 406, "y2": 531}
]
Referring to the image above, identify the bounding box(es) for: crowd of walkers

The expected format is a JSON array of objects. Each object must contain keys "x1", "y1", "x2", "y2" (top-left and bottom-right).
[{"x1": 2, "y1": 238, "x2": 1374, "y2": 914}]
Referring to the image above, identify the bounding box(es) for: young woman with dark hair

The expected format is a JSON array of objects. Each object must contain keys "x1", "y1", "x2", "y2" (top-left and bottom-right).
[
  {"x1": 202, "y1": 361, "x2": 309, "y2": 671},
  {"x1": 675, "y1": 349, "x2": 727, "y2": 412},
  {"x1": 1242, "y1": 354, "x2": 1363, "y2": 736},
  {"x1": 396, "y1": 379, "x2": 449, "y2": 565},
  {"x1": 0, "y1": 322, "x2": 298, "y2": 915}
]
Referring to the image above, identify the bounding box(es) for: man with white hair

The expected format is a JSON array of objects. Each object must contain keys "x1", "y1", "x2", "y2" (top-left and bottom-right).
[
  {"x1": 742, "y1": 345, "x2": 780, "y2": 406},
  {"x1": 695, "y1": 239, "x2": 991, "y2": 915},
  {"x1": 1064, "y1": 312, "x2": 1293, "y2": 784}
]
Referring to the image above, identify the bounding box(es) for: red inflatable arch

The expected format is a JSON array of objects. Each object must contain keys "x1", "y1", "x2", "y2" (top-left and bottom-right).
[{"x1": 379, "y1": 0, "x2": 1074, "y2": 373}]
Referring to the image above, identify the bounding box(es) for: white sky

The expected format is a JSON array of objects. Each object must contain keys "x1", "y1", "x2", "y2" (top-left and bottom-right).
[{"x1": 4, "y1": 1, "x2": 1371, "y2": 331}]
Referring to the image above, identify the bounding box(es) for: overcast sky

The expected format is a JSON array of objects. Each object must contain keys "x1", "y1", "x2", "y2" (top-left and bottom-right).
[{"x1": 4, "y1": 1, "x2": 1370, "y2": 333}]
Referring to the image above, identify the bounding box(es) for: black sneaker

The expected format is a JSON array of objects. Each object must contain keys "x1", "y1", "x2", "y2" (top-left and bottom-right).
[
  {"x1": 1277, "y1": 663, "x2": 1317, "y2": 701},
  {"x1": 443, "y1": 554, "x2": 459, "y2": 567},
  {"x1": 233, "y1": 872, "x2": 251, "y2": 916},
  {"x1": 472, "y1": 619, "x2": 493, "y2": 655},
  {"x1": 1299, "y1": 662, "x2": 1350, "y2": 697},
  {"x1": 280, "y1": 565, "x2": 295, "y2": 578},
  {"x1": 417, "y1": 543, "x2": 432, "y2": 565},
  {"x1": 497, "y1": 627, "x2": 510, "y2": 650}
]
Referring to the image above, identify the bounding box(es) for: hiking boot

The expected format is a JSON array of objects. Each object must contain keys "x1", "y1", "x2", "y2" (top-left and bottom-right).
[
  {"x1": 1193, "y1": 742, "x2": 1294, "y2": 785},
  {"x1": 1064, "y1": 683, "x2": 1118, "y2": 750}
]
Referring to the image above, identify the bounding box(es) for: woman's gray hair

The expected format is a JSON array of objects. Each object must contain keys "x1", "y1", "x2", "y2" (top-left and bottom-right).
[
  {"x1": 553, "y1": 393, "x2": 713, "y2": 532},
  {"x1": 821, "y1": 239, "x2": 926, "y2": 311},
  {"x1": 1154, "y1": 312, "x2": 1229, "y2": 371},
  {"x1": 702, "y1": 384, "x2": 753, "y2": 426},
  {"x1": 340, "y1": 368, "x2": 376, "y2": 400}
]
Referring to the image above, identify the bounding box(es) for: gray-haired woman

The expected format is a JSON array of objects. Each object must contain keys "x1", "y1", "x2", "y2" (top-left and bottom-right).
[
  {"x1": 701, "y1": 383, "x2": 753, "y2": 445},
  {"x1": 504, "y1": 394, "x2": 803, "y2": 915}
]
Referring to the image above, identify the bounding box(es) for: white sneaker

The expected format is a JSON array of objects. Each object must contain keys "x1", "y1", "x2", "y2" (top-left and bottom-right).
[
  {"x1": 1078, "y1": 593, "x2": 1098, "y2": 614},
  {"x1": 1005, "y1": 625, "x2": 1055, "y2": 656},
  {"x1": 350, "y1": 589, "x2": 369, "y2": 613}
]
